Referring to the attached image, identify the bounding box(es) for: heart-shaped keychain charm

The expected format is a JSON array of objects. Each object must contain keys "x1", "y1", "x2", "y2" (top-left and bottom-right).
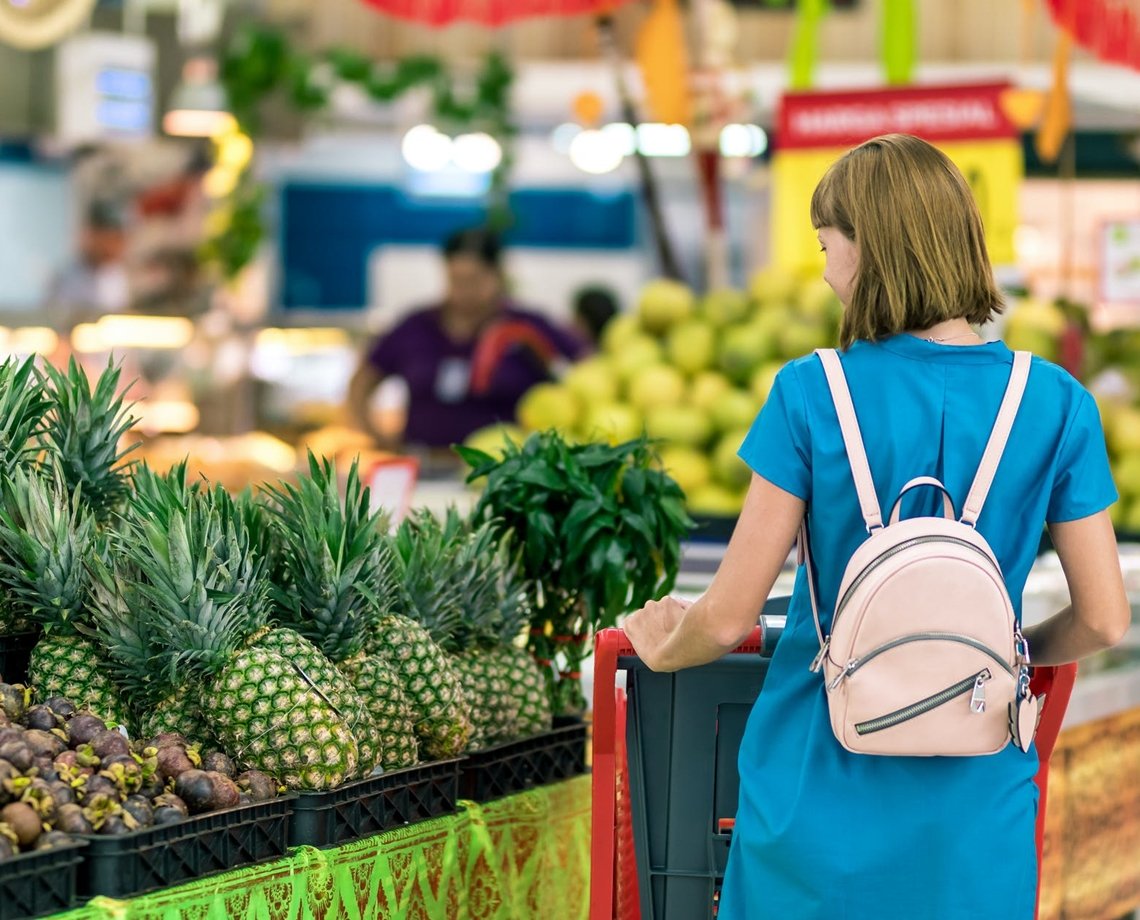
[{"x1": 1009, "y1": 694, "x2": 1044, "y2": 753}]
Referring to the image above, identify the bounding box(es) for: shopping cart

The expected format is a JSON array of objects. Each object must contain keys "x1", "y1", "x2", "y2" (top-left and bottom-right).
[{"x1": 590, "y1": 598, "x2": 1078, "y2": 920}]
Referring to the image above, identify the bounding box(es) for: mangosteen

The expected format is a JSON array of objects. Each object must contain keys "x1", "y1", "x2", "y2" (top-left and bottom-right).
[
  {"x1": 1, "y1": 802, "x2": 42, "y2": 847},
  {"x1": 66, "y1": 714, "x2": 106, "y2": 748},
  {"x1": 46, "y1": 781, "x2": 76, "y2": 808},
  {"x1": 0, "y1": 684, "x2": 27, "y2": 722},
  {"x1": 54, "y1": 803, "x2": 93, "y2": 835},
  {"x1": 74, "y1": 744, "x2": 100, "y2": 770},
  {"x1": 98, "y1": 814, "x2": 132, "y2": 836},
  {"x1": 43, "y1": 697, "x2": 77, "y2": 720},
  {"x1": 122, "y1": 795, "x2": 154, "y2": 828},
  {"x1": 20, "y1": 778, "x2": 57, "y2": 821},
  {"x1": 0, "y1": 740, "x2": 33, "y2": 772},
  {"x1": 205, "y1": 772, "x2": 240, "y2": 811},
  {"x1": 34, "y1": 830, "x2": 72, "y2": 850},
  {"x1": 173, "y1": 769, "x2": 214, "y2": 814},
  {"x1": 155, "y1": 745, "x2": 194, "y2": 782},
  {"x1": 238, "y1": 792, "x2": 253, "y2": 806},
  {"x1": 0, "y1": 836, "x2": 13, "y2": 860},
  {"x1": 24, "y1": 729, "x2": 64, "y2": 760},
  {"x1": 147, "y1": 732, "x2": 189, "y2": 750},
  {"x1": 153, "y1": 805, "x2": 184, "y2": 826},
  {"x1": 153, "y1": 793, "x2": 188, "y2": 817},
  {"x1": 54, "y1": 750, "x2": 78, "y2": 771},
  {"x1": 24, "y1": 706, "x2": 60, "y2": 732},
  {"x1": 89, "y1": 730, "x2": 129, "y2": 761},
  {"x1": 79, "y1": 774, "x2": 119, "y2": 804},
  {"x1": 200, "y1": 751, "x2": 235, "y2": 778},
  {"x1": 101, "y1": 761, "x2": 144, "y2": 796},
  {"x1": 236, "y1": 770, "x2": 278, "y2": 803}
]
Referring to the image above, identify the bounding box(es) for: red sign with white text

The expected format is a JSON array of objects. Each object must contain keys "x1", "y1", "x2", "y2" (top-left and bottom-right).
[{"x1": 777, "y1": 82, "x2": 1016, "y2": 150}]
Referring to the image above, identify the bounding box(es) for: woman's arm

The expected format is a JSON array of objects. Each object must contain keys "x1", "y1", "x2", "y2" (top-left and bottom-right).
[
  {"x1": 624, "y1": 474, "x2": 806, "y2": 672},
  {"x1": 1022, "y1": 511, "x2": 1131, "y2": 665},
  {"x1": 346, "y1": 361, "x2": 393, "y2": 447}
]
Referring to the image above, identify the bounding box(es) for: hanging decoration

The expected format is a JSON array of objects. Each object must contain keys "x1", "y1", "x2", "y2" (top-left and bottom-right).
[
  {"x1": 358, "y1": 0, "x2": 634, "y2": 28},
  {"x1": 200, "y1": 25, "x2": 515, "y2": 281},
  {"x1": 635, "y1": 0, "x2": 693, "y2": 126},
  {"x1": 880, "y1": 0, "x2": 916, "y2": 85},
  {"x1": 787, "y1": 0, "x2": 829, "y2": 90},
  {"x1": 1035, "y1": 27, "x2": 1073, "y2": 165},
  {"x1": 0, "y1": 0, "x2": 96, "y2": 50},
  {"x1": 1043, "y1": 0, "x2": 1140, "y2": 72}
]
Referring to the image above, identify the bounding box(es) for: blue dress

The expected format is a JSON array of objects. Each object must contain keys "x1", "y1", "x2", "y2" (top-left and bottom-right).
[{"x1": 720, "y1": 335, "x2": 1117, "y2": 920}]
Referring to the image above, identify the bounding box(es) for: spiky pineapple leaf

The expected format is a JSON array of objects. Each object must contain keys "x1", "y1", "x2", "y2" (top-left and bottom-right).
[
  {"x1": 0, "y1": 465, "x2": 95, "y2": 635},
  {"x1": 40, "y1": 358, "x2": 139, "y2": 525},
  {"x1": 262, "y1": 453, "x2": 390, "y2": 662},
  {"x1": 0, "y1": 356, "x2": 51, "y2": 481}
]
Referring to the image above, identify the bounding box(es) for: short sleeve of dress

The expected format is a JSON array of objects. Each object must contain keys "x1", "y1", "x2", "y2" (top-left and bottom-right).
[
  {"x1": 1046, "y1": 391, "x2": 1118, "y2": 524},
  {"x1": 738, "y1": 364, "x2": 811, "y2": 501}
]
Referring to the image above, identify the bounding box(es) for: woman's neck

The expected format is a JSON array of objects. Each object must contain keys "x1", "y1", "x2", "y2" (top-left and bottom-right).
[
  {"x1": 439, "y1": 302, "x2": 501, "y2": 342},
  {"x1": 908, "y1": 319, "x2": 982, "y2": 346}
]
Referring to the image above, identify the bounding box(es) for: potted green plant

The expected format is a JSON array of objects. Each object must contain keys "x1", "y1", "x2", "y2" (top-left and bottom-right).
[{"x1": 457, "y1": 431, "x2": 692, "y2": 714}]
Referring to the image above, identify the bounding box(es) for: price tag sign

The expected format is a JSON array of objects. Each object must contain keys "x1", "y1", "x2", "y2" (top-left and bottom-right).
[
  {"x1": 772, "y1": 83, "x2": 1023, "y2": 272},
  {"x1": 366, "y1": 457, "x2": 420, "y2": 525}
]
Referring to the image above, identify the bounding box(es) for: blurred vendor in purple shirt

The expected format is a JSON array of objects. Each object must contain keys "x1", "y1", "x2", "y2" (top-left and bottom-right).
[{"x1": 348, "y1": 228, "x2": 585, "y2": 450}]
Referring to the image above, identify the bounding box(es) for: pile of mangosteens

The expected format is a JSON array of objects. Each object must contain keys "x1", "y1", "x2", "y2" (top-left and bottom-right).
[{"x1": 0, "y1": 682, "x2": 282, "y2": 861}]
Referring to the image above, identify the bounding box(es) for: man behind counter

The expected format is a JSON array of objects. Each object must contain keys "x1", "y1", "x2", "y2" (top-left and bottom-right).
[{"x1": 347, "y1": 228, "x2": 585, "y2": 451}]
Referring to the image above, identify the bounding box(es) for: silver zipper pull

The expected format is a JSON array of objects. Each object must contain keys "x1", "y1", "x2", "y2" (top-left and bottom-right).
[
  {"x1": 970, "y1": 670, "x2": 991, "y2": 714},
  {"x1": 809, "y1": 638, "x2": 830, "y2": 673},
  {"x1": 827, "y1": 660, "x2": 857, "y2": 691},
  {"x1": 1014, "y1": 627, "x2": 1031, "y2": 666}
]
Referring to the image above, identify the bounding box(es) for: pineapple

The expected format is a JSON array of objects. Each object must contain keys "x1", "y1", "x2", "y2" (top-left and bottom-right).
[
  {"x1": 371, "y1": 511, "x2": 473, "y2": 759},
  {"x1": 115, "y1": 473, "x2": 359, "y2": 789},
  {"x1": 0, "y1": 356, "x2": 53, "y2": 635},
  {"x1": 0, "y1": 467, "x2": 128, "y2": 726},
  {"x1": 261, "y1": 457, "x2": 418, "y2": 773},
  {"x1": 85, "y1": 553, "x2": 212, "y2": 741},
  {"x1": 40, "y1": 359, "x2": 136, "y2": 526}
]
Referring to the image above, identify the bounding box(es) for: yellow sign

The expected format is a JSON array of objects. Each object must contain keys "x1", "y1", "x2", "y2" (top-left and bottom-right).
[{"x1": 772, "y1": 84, "x2": 1024, "y2": 274}]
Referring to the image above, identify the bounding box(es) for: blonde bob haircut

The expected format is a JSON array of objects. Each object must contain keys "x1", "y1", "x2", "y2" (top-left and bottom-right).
[{"x1": 810, "y1": 133, "x2": 1004, "y2": 349}]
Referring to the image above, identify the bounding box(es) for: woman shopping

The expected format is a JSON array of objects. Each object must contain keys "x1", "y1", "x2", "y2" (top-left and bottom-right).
[{"x1": 623, "y1": 134, "x2": 1130, "y2": 919}]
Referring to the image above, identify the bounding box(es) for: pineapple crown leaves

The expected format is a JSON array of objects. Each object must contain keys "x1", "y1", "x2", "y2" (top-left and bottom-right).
[
  {"x1": 111, "y1": 484, "x2": 272, "y2": 679},
  {"x1": 0, "y1": 356, "x2": 52, "y2": 480},
  {"x1": 81, "y1": 553, "x2": 179, "y2": 708},
  {"x1": 40, "y1": 358, "x2": 140, "y2": 525},
  {"x1": 0, "y1": 464, "x2": 96, "y2": 634},
  {"x1": 261, "y1": 453, "x2": 389, "y2": 662},
  {"x1": 128, "y1": 461, "x2": 199, "y2": 525},
  {"x1": 386, "y1": 508, "x2": 478, "y2": 651},
  {"x1": 458, "y1": 430, "x2": 694, "y2": 631}
]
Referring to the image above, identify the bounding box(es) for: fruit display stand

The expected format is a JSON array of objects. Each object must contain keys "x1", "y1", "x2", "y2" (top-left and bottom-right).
[{"x1": 29, "y1": 774, "x2": 591, "y2": 920}]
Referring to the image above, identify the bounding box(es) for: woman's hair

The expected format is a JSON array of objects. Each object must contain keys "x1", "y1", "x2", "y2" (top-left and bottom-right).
[
  {"x1": 574, "y1": 286, "x2": 619, "y2": 342},
  {"x1": 442, "y1": 226, "x2": 503, "y2": 272},
  {"x1": 810, "y1": 133, "x2": 1004, "y2": 348}
]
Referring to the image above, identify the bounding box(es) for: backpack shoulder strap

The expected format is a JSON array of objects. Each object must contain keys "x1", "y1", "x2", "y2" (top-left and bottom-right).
[
  {"x1": 815, "y1": 349, "x2": 883, "y2": 533},
  {"x1": 960, "y1": 350, "x2": 1032, "y2": 527}
]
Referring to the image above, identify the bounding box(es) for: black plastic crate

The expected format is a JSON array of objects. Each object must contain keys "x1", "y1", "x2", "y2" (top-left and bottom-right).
[
  {"x1": 0, "y1": 632, "x2": 38, "y2": 686},
  {"x1": 459, "y1": 717, "x2": 588, "y2": 803},
  {"x1": 622, "y1": 597, "x2": 786, "y2": 920},
  {"x1": 0, "y1": 841, "x2": 86, "y2": 920},
  {"x1": 288, "y1": 758, "x2": 461, "y2": 849},
  {"x1": 78, "y1": 795, "x2": 295, "y2": 900}
]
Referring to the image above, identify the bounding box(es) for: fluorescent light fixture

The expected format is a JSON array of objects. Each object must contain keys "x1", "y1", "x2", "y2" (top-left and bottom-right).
[
  {"x1": 72, "y1": 315, "x2": 195, "y2": 353},
  {"x1": 402, "y1": 124, "x2": 452, "y2": 173},
  {"x1": 452, "y1": 133, "x2": 502, "y2": 174},
  {"x1": 720, "y1": 123, "x2": 768, "y2": 158},
  {"x1": 569, "y1": 129, "x2": 624, "y2": 175},
  {"x1": 636, "y1": 123, "x2": 691, "y2": 158}
]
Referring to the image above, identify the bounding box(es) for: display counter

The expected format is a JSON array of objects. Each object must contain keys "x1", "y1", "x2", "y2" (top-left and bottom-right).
[{"x1": 42, "y1": 776, "x2": 591, "y2": 920}]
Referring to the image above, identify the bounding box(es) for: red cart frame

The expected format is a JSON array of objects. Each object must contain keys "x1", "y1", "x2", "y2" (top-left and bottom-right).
[{"x1": 591, "y1": 626, "x2": 1078, "y2": 920}]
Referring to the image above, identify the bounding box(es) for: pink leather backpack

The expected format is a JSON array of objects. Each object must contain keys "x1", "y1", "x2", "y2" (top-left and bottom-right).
[{"x1": 803, "y1": 348, "x2": 1042, "y2": 757}]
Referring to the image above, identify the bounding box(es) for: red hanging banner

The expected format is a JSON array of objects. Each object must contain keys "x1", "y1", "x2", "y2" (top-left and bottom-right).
[
  {"x1": 1043, "y1": 0, "x2": 1140, "y2": 71},
  {"x1": 359, "y1": 0, "x2": 634, "y2": 27}
]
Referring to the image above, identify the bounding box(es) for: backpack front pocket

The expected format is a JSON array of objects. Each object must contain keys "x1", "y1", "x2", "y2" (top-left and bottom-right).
[{"x1": 855, "y1": 669, "x2": 991, "y2": 735}]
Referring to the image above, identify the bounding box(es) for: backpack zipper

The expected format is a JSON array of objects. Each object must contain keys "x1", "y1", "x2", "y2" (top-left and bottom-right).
[
  {"x1": 854, "y1": 669, "x2": 992, "y2": 736},
  {"x1": 834, "y1": 535, "x2": 1002, "y2": 626},
  {"x1": 827, "y1": 632, "x2": 1014, "y2": 690}
]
